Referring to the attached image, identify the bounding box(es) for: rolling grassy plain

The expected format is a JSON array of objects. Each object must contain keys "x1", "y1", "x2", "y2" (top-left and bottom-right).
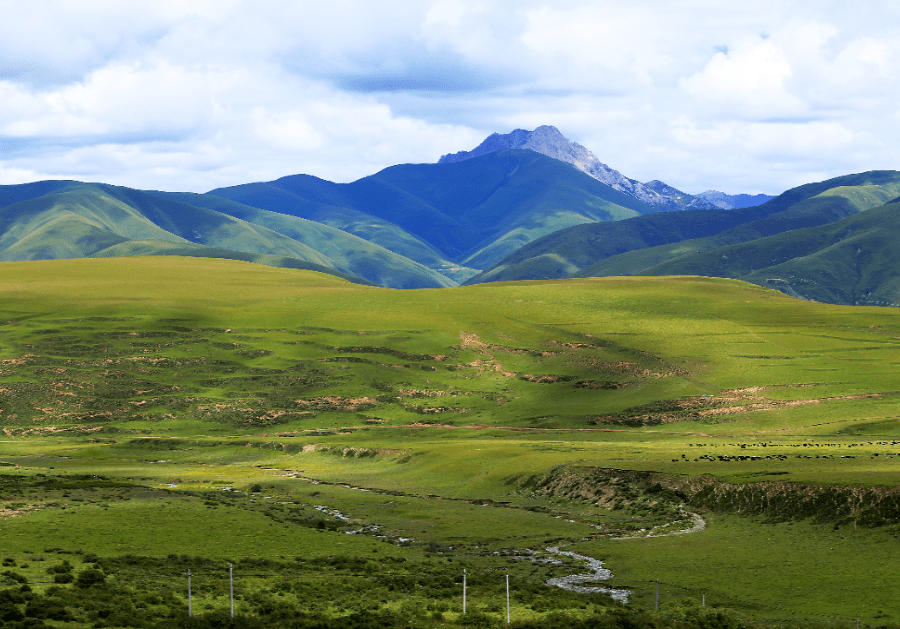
[{"x1": 0, "y1": 257, "x2": 899, "y2": 628}]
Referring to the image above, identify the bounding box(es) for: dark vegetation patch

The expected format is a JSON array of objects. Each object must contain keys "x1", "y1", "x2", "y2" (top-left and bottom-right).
[
  {"x1": 402, "y1": 403, "x2": 469, "y2": 415},
  {"x1": 0, "y1": 473, "x2": 136, "y2": 492},
  {"x1": 0, "y1": 557, "x2": 730, "y2": 629},
  {"x1": 573, "y1": 380, "x2": 630, "y2": 390},
  {"x1": 327, "y1": 345, "x2": 449, "y2": 362},
  {"x1": 520, "y1": 374, "x2": 578, "y2": 384},
  {"x1": 588, "y1": 388, "x2": 817, "y2": 427},
  {"x1": 684, "y1": 478, "x2": 900, "y2": 528}
]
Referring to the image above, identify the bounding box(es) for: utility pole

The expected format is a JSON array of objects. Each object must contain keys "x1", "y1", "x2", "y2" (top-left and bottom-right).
[
  {"x1": 462, "y1": 569, "x2": 466, "y2": 615},
  {"x1": 506, "y1": 574, "x2": 510, "y2": 625},
  {"x1": 655, "y1": 579, "x2": 659, "y2": 610},
  {"x1": 229, "y1": 563, "x2": 234, "y2": 618},
  {"x1": 702, "y1": 593, "x2": 705, "y2": 608},
  {"x1": 188, "y1": 570, "x2": 192, "y2": 617}
]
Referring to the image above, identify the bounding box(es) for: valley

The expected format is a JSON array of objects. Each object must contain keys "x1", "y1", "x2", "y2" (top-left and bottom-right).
[{"x1": 1, "y1": 258, "x2": 898, "y2": 627}]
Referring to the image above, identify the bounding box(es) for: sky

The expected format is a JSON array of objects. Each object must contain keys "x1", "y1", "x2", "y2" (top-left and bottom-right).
[{"x1": 1, "y1": 1, "x2": 899, "y2": 195}]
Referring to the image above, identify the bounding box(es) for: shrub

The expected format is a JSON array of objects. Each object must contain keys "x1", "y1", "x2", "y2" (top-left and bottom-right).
[
  {"x1": 75, "y1": 568, "x2": 106, "y2": 588},
  {"x1": 0, "y1": 599, "x2": 25, "y2": 623},
  {"x1": 45, "y1": 561, "x2": 72, "y2": 575},
  {"x1": 25, "y1": 597, "x2": 72, "y2": 621},
  {"x1": 1, "y1": 571, "x2": 27, "y2": 585}
]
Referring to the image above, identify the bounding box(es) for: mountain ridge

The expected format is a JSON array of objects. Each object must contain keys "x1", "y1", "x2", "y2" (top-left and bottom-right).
[
  {"x1": 465, "y1": 169, "x2": 900, "y2": 306},
  {"x1": 207, "y1": 149, "x2": 658, "y2": 273},
  {"x1": 467, "y1": 171, "x2": 900, "y2": 294},
  {"x1": 0, "y1": 181, "x2": 452, "y2": 288},
  {"x1": 0, "y1": 141, "x2": 895, "y2": 307},
  {"x1": 439, "y1": 125, "x2": 775, "y2": 210}
]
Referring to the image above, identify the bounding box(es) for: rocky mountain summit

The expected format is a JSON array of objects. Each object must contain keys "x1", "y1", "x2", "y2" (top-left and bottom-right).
[
  {"x1": 694, "y1": 190, "x2": 777, "y2": 209},
  {"x1": 439, "y1": 126, "x2": 773, "y2": 210},
  {"x1": 439, "y1": 125, "x2": 669, "y2": 206},
  {"x1": 643, "y1": 180, "x2": 716, "y2": 209}
]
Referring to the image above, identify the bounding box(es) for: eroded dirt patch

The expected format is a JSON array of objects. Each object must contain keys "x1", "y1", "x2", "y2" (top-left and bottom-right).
[
  {"x1": 293, "y1": 396, "x2": 378, "y2": 412},
  {"x1": 587, "y1": 387, "x2": 835, "y2": 427}
]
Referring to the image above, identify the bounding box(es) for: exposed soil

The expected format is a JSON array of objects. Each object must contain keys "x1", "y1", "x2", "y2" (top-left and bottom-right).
[
  {"x1": 293, "y1": 396, "x2": 378, "y2": 411},
  {"x1": 585, "y1": 386, "x2": 881, "y2": 427}
]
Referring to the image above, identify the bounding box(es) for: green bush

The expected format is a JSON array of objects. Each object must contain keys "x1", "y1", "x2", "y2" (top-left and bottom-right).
[
  {"x1": 0, "y1": 600, "x2": 27, "y2": 623},
  {"x1": 25, "y1": 597, "x2": 72, "y2": 621},
  {"x1": 75, "y1": 568, "x2": 106, "y2": 588},
  {"x1": 1, "y1": 571, "x2": 27, "y2": 585}
]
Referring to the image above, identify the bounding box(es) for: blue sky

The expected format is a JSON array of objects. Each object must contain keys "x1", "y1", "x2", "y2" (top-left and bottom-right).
[{"x1": 1, "y1": 0, "x2": 898, "y2": 195}]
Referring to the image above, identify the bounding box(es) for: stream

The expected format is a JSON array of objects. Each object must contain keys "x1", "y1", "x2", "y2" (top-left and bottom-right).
[
  {"x1": 545, "y1": 546, "x2": 630, "y2": 603},
  {"x1": 284, "y1": 472, "x2": 707, "y2": 605}
]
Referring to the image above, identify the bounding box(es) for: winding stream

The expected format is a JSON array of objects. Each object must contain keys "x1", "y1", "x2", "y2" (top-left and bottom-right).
[
  {"x1": 284, "y1": 472, "x2": 707, "y2": 604},
  {"x1": 613, "y1": 511, "x2": 706, "y2": 540},
  {"x1": 545, "y1": 546, "x2": 630, "y2": 603}
]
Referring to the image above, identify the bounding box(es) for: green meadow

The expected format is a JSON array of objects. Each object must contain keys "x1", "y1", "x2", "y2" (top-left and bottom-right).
[{"x1": 1, "y1": 257, "x2": 899, "y2": 628}]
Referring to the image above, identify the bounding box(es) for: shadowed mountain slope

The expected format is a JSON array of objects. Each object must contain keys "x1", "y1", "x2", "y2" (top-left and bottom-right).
[
  {"x1": 0, "y1": 182, "x2": 453, "y2": 288},
  {"x1": 0, "y1": 180, "x2": 80, "y2": 208},
  {"x1": 468, "y1": 171, "x2": 900, "y2": 291},
  {"x1": 624, "y1": 200, "x2": 900, "y2": 306},
  {"x1": 207, "y1": 149, "x2": 657, "y2": 272}
]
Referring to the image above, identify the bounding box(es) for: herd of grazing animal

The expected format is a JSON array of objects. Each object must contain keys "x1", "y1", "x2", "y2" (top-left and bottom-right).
[{"x1": 669, "y1": 441, "x2": 900, "y2": 462}]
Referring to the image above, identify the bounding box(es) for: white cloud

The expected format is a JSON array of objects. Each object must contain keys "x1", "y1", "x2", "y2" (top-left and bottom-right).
[
  {"x1": 0, "y1": 1, "x2": 899, "y2": 195},
  {"x1": 679, "y1": 39, "x2": 805, "y2": 119},
  {"x1": 422, "y1": 0, "x2": 502, "y2": 59},
  {"x1": 0, "y1": 163, "x2": 43, "y2": 186}
]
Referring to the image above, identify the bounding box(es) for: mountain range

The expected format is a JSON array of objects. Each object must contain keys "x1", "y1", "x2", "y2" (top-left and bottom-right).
[
  {"x1": 0, "y1": 125, "x2": 896, "y2": 307},
  {"x1": 469, "y1": 169, "x2": 900, "y2": 306},
  {"x1": 0, "y1": 147, "x2": 659, "y2": 288}
]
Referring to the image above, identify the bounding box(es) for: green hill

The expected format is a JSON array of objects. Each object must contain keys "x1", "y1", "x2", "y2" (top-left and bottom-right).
[
  {"x1": 152, "y1": 188, "x2": 473, "y2": 283},
  {"x1": 470, "y1": 170, "x2": 900, "y2": 296},
  {"x1": 633, "y1": 200, "x2": 900, "y2": 306},
  {"x1": 207, "y1": 149, "x2": 656, "y2": 272},
  {"x1": 0, "y1": 182, "x2": 454, "y2": 288}
]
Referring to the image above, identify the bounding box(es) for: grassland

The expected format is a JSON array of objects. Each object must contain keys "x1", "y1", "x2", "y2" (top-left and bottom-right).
[{"x1": 1, "y1": 257, "x2": 899, "y2": 628}]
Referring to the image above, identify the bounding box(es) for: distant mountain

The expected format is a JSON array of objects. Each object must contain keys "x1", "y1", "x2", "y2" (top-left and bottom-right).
[
  {"x1": 573, "y1": 171, "x2": 900, "y2": 282},
  {"x1": 0, "y1": 182, "x2": 452, "y2": 288},
  {"x1": 642, "y1": 181, "x2": 776, "y2": 210},
  {"x1": 642, "y1": 180, "x2": 715, "y2": 209},
  {"x1": 638, "y1": 200, "x2": 900, "y2": 307},
  {"x1": 695, "y1": 190, "x2": 777, "y2": 209},
  {"x1": 0, "y1": 150, "x2": 660, "y2": 289},
  {"x1": 207, "y1": 149, "x2": 657, "y2": 273},
  {"x1": 468, "y1": 170, "x2": 900, "y2": 303},
  {"x1": 439, "y1": 125, "x2": 672, "y2": 206},
  {"x1": 439, "y1": 125, "x2": 774, "y2": 210},
  {"x1": 2, "y1": 145, "x2": 891, "y2": 306}
]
